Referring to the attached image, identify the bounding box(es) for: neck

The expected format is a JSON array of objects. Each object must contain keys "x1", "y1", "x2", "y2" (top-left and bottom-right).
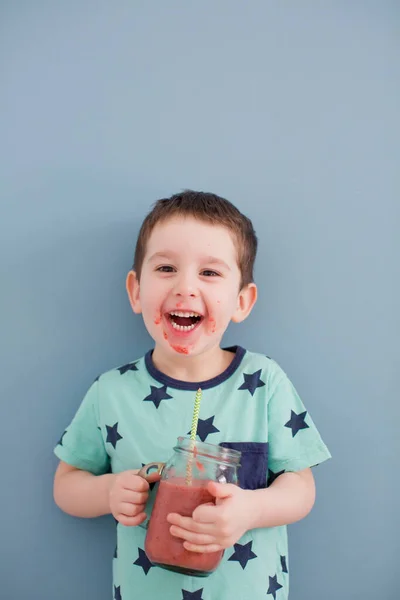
[{"x1": 151, "y1": 345, "x2": 234, "y2": 382}]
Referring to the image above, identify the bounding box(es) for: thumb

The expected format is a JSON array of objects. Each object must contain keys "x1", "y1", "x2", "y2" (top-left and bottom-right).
[{"x1": 207, "y1": 481, "x2": 236, "y2": 499}]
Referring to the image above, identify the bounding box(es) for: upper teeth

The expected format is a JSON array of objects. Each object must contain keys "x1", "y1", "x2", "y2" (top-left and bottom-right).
[{"x1": 169, "y1": 312, "x2": 201, "y2": 318}]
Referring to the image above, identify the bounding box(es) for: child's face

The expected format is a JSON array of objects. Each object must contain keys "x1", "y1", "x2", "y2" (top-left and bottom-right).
[{"x1": 127, "y1": 216, "x2": 257, "y2": 359}]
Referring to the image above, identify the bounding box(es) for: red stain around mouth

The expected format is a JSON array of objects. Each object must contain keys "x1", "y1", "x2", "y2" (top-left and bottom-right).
[
  {"x1": 163, "y1": 330, "x2": 168, "y2": 340},
  {"x1": 208, "y1": 317, "x2": 217, "y2": 334},
  {"x1": 171, "y1": 344, "x2": 190, "y2": 354},
  {"x1": 176, "y1": 302, "x2": 183, "y2": 309},
  {"x1": 154, "y1": 310, "x2": 162, "y2": 325}
]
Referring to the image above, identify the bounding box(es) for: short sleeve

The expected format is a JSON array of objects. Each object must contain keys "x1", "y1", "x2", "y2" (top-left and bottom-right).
[
  {"x1": 54, "y1": 380, "x2": 110, "y2": 475},
  {"x1": 267, "y1": 367, "x2": 331, "y2": 475}
]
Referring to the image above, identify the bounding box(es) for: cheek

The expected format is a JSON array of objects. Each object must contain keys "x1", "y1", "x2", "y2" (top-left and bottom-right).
[
  {"x1": 205, "y1": 293, "x2": 238, "y2": 335},
  {"x1": 207, "y1": 317, "x2": 217, "y2": 334}
]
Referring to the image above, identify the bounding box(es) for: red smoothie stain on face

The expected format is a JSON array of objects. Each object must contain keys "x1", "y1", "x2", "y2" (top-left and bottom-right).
[
  {"x1": 163, "y1": 330, "x2": 168, "y2": 340},
  {"x1": 176, "y1": 302, "x2": 183, "y2": 309},
  {"x1": 171, "y1": 344, "x2": 190, "y2": 354},
  {"x1": 207, "y1": 317, "x2": 217, "y2": 334},
  {"x1": 154, "y1": 310, "x2": 162, "y2": 325}
]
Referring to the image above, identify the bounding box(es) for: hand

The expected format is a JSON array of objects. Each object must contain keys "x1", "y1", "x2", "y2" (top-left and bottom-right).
[
  {"x1": 167, "y1": 481, "x2": 254, "y2": 553},
  {"x1": 109, "y1": 470, "x2": 150, "y2": 526}
]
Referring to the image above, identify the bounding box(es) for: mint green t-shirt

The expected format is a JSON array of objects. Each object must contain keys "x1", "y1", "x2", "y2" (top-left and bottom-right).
[{"x1": 54, "y1": 346, "x2": 331, "y2": 600}]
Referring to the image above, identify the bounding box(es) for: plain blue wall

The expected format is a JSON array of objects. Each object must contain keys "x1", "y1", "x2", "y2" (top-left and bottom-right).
[{"x1": 1, "y1": 2, "x2": 398, "y2": 599}]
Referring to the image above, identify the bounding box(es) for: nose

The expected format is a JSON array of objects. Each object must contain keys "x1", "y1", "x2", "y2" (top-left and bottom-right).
[{"x1": 173, "y1": 272, "x2": 198, "y2": 298}]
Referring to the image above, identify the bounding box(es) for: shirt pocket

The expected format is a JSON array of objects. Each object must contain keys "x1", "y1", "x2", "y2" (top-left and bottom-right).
[{"x1": 219, "y1": 441, "x2": 269, "y2": 490}]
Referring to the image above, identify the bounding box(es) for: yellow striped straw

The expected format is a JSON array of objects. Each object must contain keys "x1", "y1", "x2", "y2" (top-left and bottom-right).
[
  {"x1": 190, "y1": 388, "x2": 202, "y2": 440},
  {"x1": 186, "y1": 388, "x2": 202, "y2": 485}
]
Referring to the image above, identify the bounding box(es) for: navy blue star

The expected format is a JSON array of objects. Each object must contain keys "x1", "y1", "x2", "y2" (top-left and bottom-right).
[
  {"x1": 143, "y1": 385, "x2": 173, "y2": 409},
  {"x1": 284, "y1": 410, "x2": 309, "y2": 437},
  {"x1": 228, "y1": 541, "x2": 257, "y2": 569},
  {"x1": 114, "y1": 585, "x2": 122, "y2": 600},
  {"x1": 187, "y1": 416, "x2": 220, "y2": 442},
  {"x1": 114, "y1": 545, "x2": 117, "y2": 559},
  {"x1": 106, "y1": 423, "x2": 123, "y2": 448},
  {"x1": 267, "y1": 574, "x2": 283, "y2": 599},
  {"x1": 238, "y1": 370, "x2": 265, "y2": 396},
  {"x1": 268, "y1": 468, "x2": 285, "y2": 486},
  {"x1": 57, "y1": 430, "x2": 67, "y2": 446},
  {"x1": 133, "y1": 548, "x2": 153, "y2": 575},
  {"x1": 182, "y1": 589, "x2": 204, "y2": 600},
  {"x1": 281, "y1": 555, "x2": 288, "y2": 573},
  {"x1": 118, "y1": 361, "x2": 138, "y2": 375}
]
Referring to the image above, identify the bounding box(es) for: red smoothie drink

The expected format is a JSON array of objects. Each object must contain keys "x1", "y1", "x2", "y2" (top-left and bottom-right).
[{"x1": 145, "y1": 478, "x2": 224, "y2": 576}]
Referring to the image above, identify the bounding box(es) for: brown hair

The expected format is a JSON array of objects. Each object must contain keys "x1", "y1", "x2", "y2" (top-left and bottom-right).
[{"x1": 133, "y1": 190, "x2": 258, "y2": 288}]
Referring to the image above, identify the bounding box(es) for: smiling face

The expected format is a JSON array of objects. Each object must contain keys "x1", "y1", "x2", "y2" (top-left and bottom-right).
[{"x1": 126, "y1": 216, "x2": 257, "y2": 362}]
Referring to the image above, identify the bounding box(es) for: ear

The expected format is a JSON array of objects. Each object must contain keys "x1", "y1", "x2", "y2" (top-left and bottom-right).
[
  {"x1": 231, "y1": 283, "x2": 257, "y2": 323},
  {"x1": 126, "y1": 270, "x2": 142, "y2": 314}
]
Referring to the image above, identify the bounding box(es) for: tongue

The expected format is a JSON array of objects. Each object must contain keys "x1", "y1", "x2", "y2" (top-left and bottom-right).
[{"x1": 173, "y1": 316, "x2": 196, "y2": 327}]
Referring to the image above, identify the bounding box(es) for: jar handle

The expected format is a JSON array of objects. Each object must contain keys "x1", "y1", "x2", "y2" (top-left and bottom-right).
[{"x1": 138, "y1": 462, "x2": 165, "y2": 482}]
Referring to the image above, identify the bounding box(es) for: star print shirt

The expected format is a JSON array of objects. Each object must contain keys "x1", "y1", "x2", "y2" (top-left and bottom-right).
[{"x1": 54, "y1": 346, "x2": 331, "y2": 600}]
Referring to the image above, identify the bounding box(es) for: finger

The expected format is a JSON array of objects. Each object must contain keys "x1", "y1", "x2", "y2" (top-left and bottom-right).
[
  {"x1": 122, "y1": 475, "x2": 149, "y2": 492},
  {"x1": 167, "y1": 513, "x2": 214, "y2": 532},
  {"x1": 116, "y1": 512, "x2": 147, "y2": 527},
  {"x1": 192, "y1": 503, "x2": 220, "y2": 524},
  {"x1": 145, "y1": 471, "x2": 161, "y2": 485},
  {"x1": 207, "y1": 481, "x2": 236, "y2": 499},
  {"x1": 167, "y1": 514, "x2": 217, "y2": 539},
  {"x1": 183, "y1": 542, "x2": 224, "y2": 554},
  {"x1": 169, "y1": 526, "x2": 216, "y2": 546},
  {"x1": 120, "y1": 489, "x2": 148, "y2": 505},
  {"x1": 118, "y1": 502, "x2": 145, "y2": 517}
]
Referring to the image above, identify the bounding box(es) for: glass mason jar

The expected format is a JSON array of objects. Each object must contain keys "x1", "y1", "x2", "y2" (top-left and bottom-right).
[{"x1": 139, "y1": 436, "x2": 241, "y2": 577}]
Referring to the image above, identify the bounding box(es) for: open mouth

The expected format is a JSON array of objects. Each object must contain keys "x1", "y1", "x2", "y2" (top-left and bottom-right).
[{"x1": 167, "y1": 311, "x2": 203, "y2": 332}]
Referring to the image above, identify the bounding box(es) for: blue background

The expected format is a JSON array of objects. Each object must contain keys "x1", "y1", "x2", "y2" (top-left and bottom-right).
[{"x1": 1, "y1": 2, "x2": 398, "y2": 599}]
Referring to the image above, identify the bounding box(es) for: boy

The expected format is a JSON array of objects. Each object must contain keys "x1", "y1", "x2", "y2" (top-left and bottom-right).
[{"x1": 54, "y1": 190, "x2": 331, "y2": 600}]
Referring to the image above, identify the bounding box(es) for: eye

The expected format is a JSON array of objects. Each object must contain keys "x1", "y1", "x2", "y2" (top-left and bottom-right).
[
  {"x1": 156, "y1": 265, "x2": 175, "y2": 273},
  {"x1": 201, "y1": 269, "x2": 220, "y2": 277}
]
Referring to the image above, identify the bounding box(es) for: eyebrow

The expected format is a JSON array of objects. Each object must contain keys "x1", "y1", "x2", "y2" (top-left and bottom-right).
[
  {"x1": 147, "y1": 252, "x2": 175, "y2": 263},
  {"x1": 147, "y1": 252, "x2": 231, "y2": 271},
  {"x1": 202, "y1": 256, "x2": 231, "y2": 271}
]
